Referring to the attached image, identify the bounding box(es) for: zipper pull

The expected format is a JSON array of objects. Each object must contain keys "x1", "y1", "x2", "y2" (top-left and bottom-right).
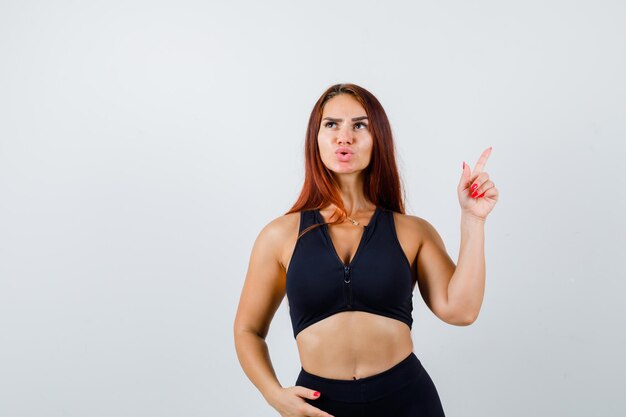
[{"x1": 344, "y1": 266, "x2": 351, "y2": 283}]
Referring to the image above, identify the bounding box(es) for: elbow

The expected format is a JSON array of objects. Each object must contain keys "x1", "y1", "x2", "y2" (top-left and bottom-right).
[
  {"x1": 459, "y1": 315, "x2": 477, "y2": 326},
  {"x1": 460, "y1": 311, "x2": 479, "y2": 326},
  {"x1": 446, "y1": 309, "x2": 478, "y2": 326}
]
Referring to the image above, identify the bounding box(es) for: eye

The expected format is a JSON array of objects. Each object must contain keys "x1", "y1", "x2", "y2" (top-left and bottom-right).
[
  {"x1": 324, "y1": 121, "x2": 336, "y2": 128},
  {"x1": 354, "y1": 122, "x2": 368, "y2": 129}
]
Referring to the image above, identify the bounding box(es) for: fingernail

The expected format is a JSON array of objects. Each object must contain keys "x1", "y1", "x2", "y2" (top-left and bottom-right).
[
  {"x1": 471, "y1": 191, "x2": 479, "y2": 198},
  {"x1": 471, "y1": 183, "x2": 478, "y2": 191},
  {"x1": 313, "y1": 391, "x2": 320, "y2": 397}
]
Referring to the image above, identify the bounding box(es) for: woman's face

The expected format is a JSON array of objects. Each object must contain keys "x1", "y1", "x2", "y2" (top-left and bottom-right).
[{"x1": 317, "y1": 94, "x2": 373, "y2": 175}]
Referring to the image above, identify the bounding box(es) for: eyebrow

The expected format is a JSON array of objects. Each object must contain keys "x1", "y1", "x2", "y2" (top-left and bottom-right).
[{"x1": 322, "y1": 116, "x2": 369, "y2": 122}]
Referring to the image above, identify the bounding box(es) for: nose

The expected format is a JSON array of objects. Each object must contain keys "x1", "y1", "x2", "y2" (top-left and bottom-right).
[{"x1": 336, "y1": 123, "x2": 353, "y2": 144}]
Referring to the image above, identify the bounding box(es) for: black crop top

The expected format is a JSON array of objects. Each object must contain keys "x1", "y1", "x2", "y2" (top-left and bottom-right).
[{"x1": 285, "y1": 206, "x2": 414, "y2": 338}]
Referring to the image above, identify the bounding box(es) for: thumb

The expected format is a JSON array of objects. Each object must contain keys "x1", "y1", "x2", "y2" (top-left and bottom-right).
[
  {"x1": 298, "y1": 387, "x2": 320, "y2": 400},
  {"x1": 459, "y1": 161, "x2": 472, "y2": 190}
]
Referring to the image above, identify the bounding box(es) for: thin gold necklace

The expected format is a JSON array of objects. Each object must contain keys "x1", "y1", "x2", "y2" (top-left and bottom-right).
[
  {"x1": 320, "y1": 207, "x2": 363, "y2": 226},
  {"x1": 346, "y1": 216, "x2": 360, "y2": 226}
]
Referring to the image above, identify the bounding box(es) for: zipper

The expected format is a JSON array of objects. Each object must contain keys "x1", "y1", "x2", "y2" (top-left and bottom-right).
[{"x1": 344, "y1": 265, "x2": 352, "y2": 308}]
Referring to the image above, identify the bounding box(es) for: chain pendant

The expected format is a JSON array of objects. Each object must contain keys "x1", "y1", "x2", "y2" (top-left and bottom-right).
[{"x1": 347, "y1": 216, "x2": 360, "y2": 226}]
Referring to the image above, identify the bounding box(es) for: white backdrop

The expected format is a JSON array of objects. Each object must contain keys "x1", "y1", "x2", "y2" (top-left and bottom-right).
[{"x1": 1, "y1": 1, "x2": 624, "y2": 416}]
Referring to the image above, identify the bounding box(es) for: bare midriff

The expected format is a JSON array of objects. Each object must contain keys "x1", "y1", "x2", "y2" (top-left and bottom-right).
[{"x1": 295, "y1": 311, "x2": 414, "y2": 380}]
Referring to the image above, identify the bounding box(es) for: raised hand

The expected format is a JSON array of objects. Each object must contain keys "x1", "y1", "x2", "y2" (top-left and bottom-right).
[{"x1": 457, "y1": 146, "x2": 499, "y2": 221}]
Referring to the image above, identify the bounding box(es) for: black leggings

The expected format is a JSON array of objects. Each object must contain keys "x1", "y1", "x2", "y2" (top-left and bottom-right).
[{"x1": 295, "y1": 352, "x2": 446, "y2": 417}]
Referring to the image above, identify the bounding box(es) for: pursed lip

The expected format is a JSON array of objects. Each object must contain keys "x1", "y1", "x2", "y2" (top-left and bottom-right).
[{"x1": 335, "y1": 147, "x2": 354, "y2": 154}]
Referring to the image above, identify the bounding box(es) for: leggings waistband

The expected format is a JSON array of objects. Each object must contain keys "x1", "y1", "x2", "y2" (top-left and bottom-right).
[{"x1": 295, "y1": 352, "x2": 424, "y2": 403}]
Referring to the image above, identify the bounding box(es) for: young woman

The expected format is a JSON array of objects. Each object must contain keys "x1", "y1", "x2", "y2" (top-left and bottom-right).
[{"x1": 233, "y1": 83, "x2": 499, "y2": 417}]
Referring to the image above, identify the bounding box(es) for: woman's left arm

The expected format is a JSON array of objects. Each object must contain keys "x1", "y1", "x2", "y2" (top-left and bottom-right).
[
  {"x1": 447, "y1": 213, "x2": 486, "y2": 324},
  {"x1": 450, "y1": 146, "x2": 499, "y2": 323}
]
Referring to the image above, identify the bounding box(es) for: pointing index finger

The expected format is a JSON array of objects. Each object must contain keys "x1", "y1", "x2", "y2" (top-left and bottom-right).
[{"x1": 473, "y1": 146, "x2": 492, "y2": 174}]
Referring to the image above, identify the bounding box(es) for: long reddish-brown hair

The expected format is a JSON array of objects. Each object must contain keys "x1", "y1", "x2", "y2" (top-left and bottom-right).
[{"x1": 286, "y1": 83, "x2": 406, "y2": 239}]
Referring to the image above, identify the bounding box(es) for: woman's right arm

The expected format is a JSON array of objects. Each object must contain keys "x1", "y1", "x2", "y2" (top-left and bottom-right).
[{"x1": 233, "y1": 218, "x2": 334, "y2": 417}]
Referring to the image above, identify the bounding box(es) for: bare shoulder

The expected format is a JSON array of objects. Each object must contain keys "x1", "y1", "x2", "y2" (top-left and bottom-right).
[
  {"x1": 389, "y1": 210, "x2": 447, "y2": 267},
  {"x1": 390, "y1": 211, "x2": 422, "y2": 232},
  {"x1": 388, "y1": 211, "x2": 423, "y2": 268},
  {"x1": 233, "y1": 210, "x2": 300, "y2": 338},
  {"x1": 257, "y1": 210, "x2": 301, "y2": 270},
  {"x1": 392, "y1": 211, "x2": 440, "y2": 244},
  {"x1": 255, "y1": 211, "x2": 299, "y2": 252}
]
